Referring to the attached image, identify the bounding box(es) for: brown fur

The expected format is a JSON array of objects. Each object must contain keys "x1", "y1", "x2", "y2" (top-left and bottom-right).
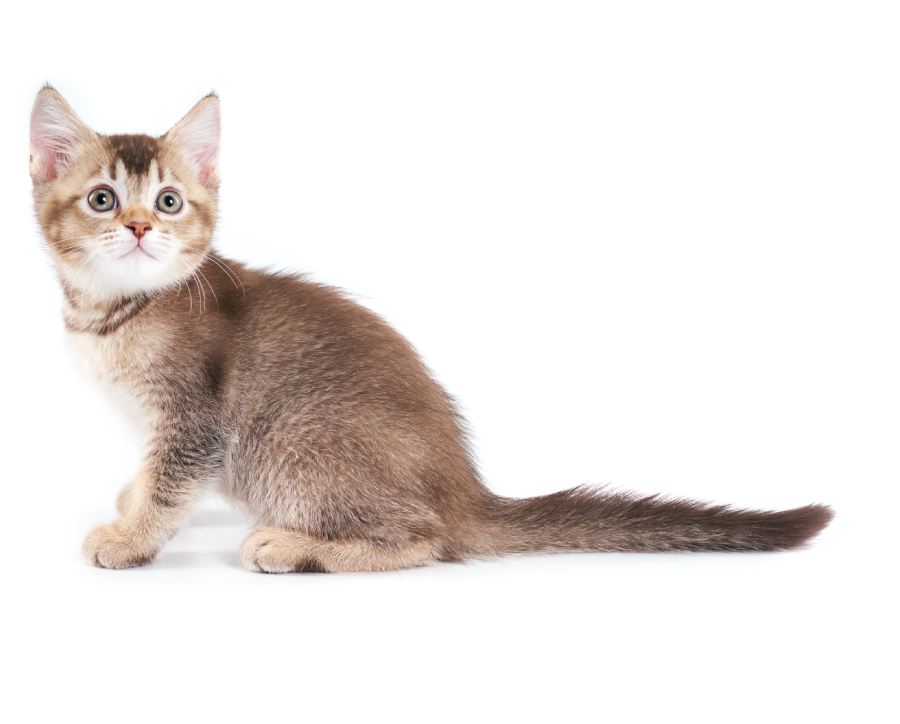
[{"x1": 31, "y1": 86, "x2": 833, "y2": 573}]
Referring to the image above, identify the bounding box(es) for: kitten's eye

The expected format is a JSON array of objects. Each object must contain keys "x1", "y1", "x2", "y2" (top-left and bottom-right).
[
  {"x1": 156, "y1": 190, "x2": 183, "y2": 214},
  {"x1": 87, "y1": 187, "x2": 117, "y2": 212}
]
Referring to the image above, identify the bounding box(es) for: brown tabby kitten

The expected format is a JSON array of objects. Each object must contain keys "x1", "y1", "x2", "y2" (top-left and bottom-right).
[{"x1": 31, "y1": 86, "x2": 832, "y2": 573}]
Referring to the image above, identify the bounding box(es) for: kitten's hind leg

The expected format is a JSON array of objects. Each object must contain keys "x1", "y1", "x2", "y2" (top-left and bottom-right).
[{"x1": 240, "y1": 528, "x2": 437, "y2": 573}]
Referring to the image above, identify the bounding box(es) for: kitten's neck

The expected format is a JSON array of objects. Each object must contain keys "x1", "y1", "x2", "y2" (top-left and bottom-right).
[{"x1": 61, "y1": 281, "x2": 154, "y2": 336}]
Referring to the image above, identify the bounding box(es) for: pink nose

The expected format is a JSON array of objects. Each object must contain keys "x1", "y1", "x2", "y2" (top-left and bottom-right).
[{"x1": 125, "y1": 221, "x2": 151, "y2": 240}]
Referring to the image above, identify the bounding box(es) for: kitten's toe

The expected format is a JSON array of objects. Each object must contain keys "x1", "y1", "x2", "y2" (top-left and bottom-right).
[
  {"x1": 82, "y1": 524, "x2": 154, "y2": 569},
  {"x1": 240, "y1": 528, "x2": 327, "y2": 574}
]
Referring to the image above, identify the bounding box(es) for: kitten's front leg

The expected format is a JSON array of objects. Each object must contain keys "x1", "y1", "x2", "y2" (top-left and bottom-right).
[
  {"x1": 83, "y1": 425, "x2": 222, "y2": 569},
  {"x1": 115, "y1": 475, "x2": 141, "y2": 516}
]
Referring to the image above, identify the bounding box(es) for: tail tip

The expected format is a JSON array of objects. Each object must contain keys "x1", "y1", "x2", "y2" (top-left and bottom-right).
[{"x1": 780, "y1": 503, "x2": 834, "y2": 549}]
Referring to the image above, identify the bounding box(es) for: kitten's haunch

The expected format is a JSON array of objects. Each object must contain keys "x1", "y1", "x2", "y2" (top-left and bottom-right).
[{"x1": 30, "y1": 85, "x2": 832, "y2": 572}]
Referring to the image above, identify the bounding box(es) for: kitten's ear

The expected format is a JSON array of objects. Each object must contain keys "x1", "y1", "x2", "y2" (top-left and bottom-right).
[
  {"x1": 30, "y1": 85, "x2": 94, "y2": 185},
  {"x1": 165, "y1": 93, "x2": 220, "y2": 187}
]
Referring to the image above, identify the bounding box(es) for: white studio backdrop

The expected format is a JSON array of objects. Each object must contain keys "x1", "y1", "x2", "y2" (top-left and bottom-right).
[{"x1": 0, "y1": 2, "x2": 896, "y2": 723}]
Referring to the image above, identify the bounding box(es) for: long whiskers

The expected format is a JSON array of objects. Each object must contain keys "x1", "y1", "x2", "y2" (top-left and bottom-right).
[
  {"x1": 206, "y1": 254, "x2": 245, "y2": 296},
  {"x1": 52, "y1": 233, "x2": 114, "y2": 256},
  {"x1": 156, "y1": 232, "x2": 245, "y2": 298},
  {"x1": 195, "y1": 266, "x2": 219, "y2": 311},
  {"x1": 171, "y1": 255, "x2": 200, "y2": 320},
  {"x1": 58, "y1": 229, "x2": 236, "y2": 327}
]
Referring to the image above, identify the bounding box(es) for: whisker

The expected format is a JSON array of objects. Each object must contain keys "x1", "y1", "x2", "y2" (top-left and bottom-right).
[
  {"x1": 184, "y1": 264, "x2": 194, "y2": 317},
  {"x1": 197, "y1": 270, "x2": 207, "y2": 313},
  {"x1": 207, "y1": 254, "x2": 245, "y2": 296},
  {"x1": 195, "y1": 266, "x2": 219, "y2": 311}
]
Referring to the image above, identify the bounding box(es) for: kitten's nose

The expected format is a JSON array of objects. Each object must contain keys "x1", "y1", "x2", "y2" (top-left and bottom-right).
[{"x1": 125, "y1": 221, "x2": 152, "y2": 240}]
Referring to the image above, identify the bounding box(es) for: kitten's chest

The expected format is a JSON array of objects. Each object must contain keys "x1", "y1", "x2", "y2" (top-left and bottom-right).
[{"x1": 66, "y1": 327, "x2": 162, "y2": 427}]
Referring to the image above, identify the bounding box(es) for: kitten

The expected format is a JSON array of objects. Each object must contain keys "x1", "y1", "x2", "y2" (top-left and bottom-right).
[{"x1": 31, "y1": 86, "x2": 832, "y2": 572}]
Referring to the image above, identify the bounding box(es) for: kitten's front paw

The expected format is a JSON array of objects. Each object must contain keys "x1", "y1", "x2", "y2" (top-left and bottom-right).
[{"x1": 82, "y1": 524, "x2": 155, "y2": 569}]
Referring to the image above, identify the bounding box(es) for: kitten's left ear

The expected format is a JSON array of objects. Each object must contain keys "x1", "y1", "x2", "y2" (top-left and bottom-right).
[
  {"x1": 30, "y1": 85, "x2": 94, "y2": 185},
  {"x1": 165, "y1": 93, "x2": 220, "y2": 187}
]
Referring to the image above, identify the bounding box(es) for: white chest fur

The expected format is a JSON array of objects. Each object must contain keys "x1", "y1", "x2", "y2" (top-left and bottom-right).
[{"x1": 65, "y1": 327, "x2": 159, "y2": 432}]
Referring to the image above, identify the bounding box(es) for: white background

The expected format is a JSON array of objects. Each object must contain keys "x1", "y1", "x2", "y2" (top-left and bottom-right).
[{"x1": 1, "y1": 2, "x2": 896, "y2": 722}]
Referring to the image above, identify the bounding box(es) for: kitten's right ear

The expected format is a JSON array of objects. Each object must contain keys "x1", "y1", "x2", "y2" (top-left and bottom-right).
[{"x1": 30, "y1": 85, "x2": 93, "y2": 185}]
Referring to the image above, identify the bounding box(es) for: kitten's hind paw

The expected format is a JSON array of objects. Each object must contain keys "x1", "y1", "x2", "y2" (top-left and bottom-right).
[
  {"x1": 82, "y1": 524, "x2": 155, "y2": 569},
  {"x1": 240, "y1": 528, "x2": 329, "y2": 574}
]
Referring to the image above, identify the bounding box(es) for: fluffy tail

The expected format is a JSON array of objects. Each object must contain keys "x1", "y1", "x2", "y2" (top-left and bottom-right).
[{"x1": 472, "y1": 486, "x2": 833, "y2": 554}]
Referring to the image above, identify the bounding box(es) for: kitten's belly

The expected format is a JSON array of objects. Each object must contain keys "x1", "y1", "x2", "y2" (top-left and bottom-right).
[{"x1": 65, "y1": 328, "x2": 157, "y2": 432}]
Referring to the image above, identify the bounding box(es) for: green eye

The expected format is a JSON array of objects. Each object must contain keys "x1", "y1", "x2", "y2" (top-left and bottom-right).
[
  {"x1": 87, "y1": 187, "x2": 117, "y2": 212},
  {"x1": 156, "y1": 189, "x2": 183, "y2": 214}
]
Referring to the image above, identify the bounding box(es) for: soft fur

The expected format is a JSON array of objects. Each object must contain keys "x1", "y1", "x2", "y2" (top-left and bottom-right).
[{"x1": 31, "y1": 86, "x2": 833, "y2": 573}]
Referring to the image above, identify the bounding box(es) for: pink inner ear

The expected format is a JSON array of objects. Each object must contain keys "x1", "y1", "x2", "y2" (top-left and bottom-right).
[
  {"x1": 30, "y1": 95, "x2": 86, "y2": 183},
  {"x1": 194, "y1": 145, "x2": 218, "y2": 185},
  {"x1": 169, "y1": 97, "x2": 220, "y2": 186},
  {"x1": 183, "y1": 136, "x2": 219, "y2": 185},
  {"x1": 31, "y1": 142, "x2": 68, "y2": 182}
]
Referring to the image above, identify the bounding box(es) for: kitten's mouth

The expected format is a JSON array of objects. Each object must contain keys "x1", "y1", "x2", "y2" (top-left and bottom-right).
[{"x1": 117, "y1": 243, "x2": 157, "y2": 261}]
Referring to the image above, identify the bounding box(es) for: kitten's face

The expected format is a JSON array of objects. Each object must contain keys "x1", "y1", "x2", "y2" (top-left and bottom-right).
[{"x1": 30, "y1": 87, "x2": 220, "y2": 299}]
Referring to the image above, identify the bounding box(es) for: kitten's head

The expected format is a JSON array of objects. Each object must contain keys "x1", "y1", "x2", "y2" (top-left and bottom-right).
[{"x1": 30, "y1": 86, "x2": 220, "y2": 299}]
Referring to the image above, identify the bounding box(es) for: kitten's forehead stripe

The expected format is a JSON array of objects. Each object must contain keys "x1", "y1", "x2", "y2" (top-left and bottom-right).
[{"x1": 105, "y1": 134, "x2": 159, "y2": 176}]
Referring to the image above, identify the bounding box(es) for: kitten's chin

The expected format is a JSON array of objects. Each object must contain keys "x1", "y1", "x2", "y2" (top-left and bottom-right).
[{"x1": 60, "y1": 253, "x2": 197, "y2": 301}]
